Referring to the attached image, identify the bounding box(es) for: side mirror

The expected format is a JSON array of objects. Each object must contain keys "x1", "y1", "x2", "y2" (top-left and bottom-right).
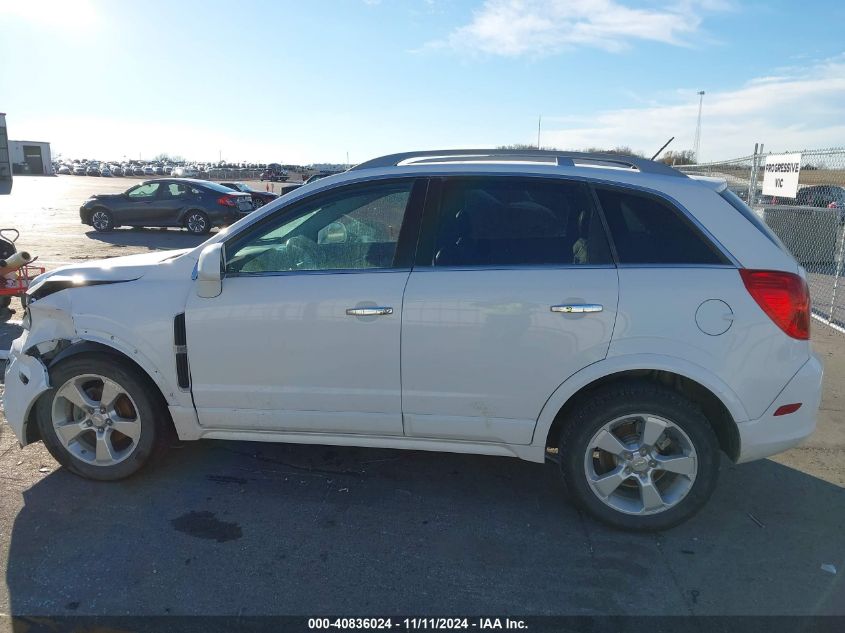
[{"x1": 196, "y1": 243, "x2": 224, "y2": 298}]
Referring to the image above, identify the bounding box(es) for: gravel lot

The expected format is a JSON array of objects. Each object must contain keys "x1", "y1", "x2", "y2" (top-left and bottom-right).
[{"x1": 0, "y1": 175, "x2": 843, "y2": 618}]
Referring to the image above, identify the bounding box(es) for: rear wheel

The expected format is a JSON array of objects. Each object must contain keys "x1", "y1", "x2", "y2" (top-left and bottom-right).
[
  {"x1": 559, "y1": 382, "x2": 720, "y2": 531},
  {"x1": 90, "y1": 209, "x2": 114, "y2": 232},
  {"x1": 37, "y1": 355, "x2": 170, "y2": 481},
  {"x1": 185, "y1": 210, "x2": 210, "y2": 235}
]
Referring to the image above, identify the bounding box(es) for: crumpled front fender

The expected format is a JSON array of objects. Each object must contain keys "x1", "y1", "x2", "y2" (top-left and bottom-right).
[
  {"x1": 2, "y1": 292, "x2": 76, "y2": 445},
  {"x1": 2, "y1": 338, "x2": 50, "y2": 445}
]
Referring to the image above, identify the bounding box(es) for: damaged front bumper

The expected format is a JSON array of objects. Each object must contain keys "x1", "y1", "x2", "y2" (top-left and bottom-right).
[{"x1": 2, "y1": 331, "x2": 51, "y2": 445}]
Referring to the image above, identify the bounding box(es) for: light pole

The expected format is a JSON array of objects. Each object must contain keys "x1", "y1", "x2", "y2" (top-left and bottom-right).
[{"x1": 693, "y1": 90, "x2": 705, "y2": 163}]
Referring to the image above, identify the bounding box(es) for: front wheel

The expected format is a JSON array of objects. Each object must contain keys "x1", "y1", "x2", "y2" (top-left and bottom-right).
[
  {"x1": 90, "y1": 209, "x2": 114, "y2": 232},
  {"x1": 185, "y1": 210, "x2": 210, "y2": 235},
  {"x1": 559, "y1": 383, "x2": 720, "y2": 531},
  {"x1": 37, "y1": 355, "x2": 170, "y2": 480}
]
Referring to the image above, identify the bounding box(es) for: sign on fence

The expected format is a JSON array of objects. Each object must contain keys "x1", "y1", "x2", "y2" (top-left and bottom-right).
[{"x1": 763, "y1": 153, "x2": 802, "y2": 198}]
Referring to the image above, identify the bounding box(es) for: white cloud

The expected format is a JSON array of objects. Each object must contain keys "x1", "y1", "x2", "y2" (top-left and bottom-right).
[
  {"x1": 430, "y1": 0, "x2": 721, "y2": 56},
  {"x1": 536, "y1": 56, "x2": 845, "y2": 161}
]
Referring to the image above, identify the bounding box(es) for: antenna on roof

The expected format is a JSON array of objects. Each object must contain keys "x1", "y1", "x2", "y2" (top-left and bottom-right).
[{"x1": 650, "y1": 136, "x2": 675, "y2": 161}]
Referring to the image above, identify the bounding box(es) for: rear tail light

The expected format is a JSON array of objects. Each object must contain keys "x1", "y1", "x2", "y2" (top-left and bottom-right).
[
  {"x1": 216, "y1": 195, "x2": 238, "y2": 207},
  {"x1": 740, "y1": 269, "x2": 810, "y2": 340}
]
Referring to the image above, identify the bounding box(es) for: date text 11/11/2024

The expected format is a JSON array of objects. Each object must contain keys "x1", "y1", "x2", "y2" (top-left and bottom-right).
[{"x1": 307, "y1": 617, "x2": 528, "y2": 630}]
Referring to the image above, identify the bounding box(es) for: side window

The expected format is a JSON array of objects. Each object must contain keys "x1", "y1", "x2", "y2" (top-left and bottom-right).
[
  {"x1": 596, "y1": 188, "x2": 727, "y2": 265},
  {"x1": 163, "y1": 183, "x2": 189, "y2": 198},
  {"x1": 432, "y1": 178, "x2": 611, "y2": 266},
  {"x1": 127, "y1": 183, "x2": 160, "y2": 198},
  {"x1": 226, "y1": 180, "x2": 413, "y2": 274}
]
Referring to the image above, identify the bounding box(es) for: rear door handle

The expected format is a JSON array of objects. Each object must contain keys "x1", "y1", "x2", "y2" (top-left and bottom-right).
[
  {"x1": 346, "y1": 307, "x2": 393, "y2": 316},
  {"x1": 550, "y1": 304, "x2": 603, "y2": 314}
]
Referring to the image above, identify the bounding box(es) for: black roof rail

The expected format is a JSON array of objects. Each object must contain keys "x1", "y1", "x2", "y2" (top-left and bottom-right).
[{"x1": 351, "y1": 149, "x2": 686, "y2": 178}]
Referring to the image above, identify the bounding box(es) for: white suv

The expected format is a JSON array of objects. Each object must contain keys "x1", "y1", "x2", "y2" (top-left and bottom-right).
[{"x1": 2, "y1": 150, "x2": 823, "y2": 531}]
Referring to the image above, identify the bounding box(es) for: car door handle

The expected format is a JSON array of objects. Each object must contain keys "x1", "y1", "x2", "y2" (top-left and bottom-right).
[
  {"x1": 346, "y1": 307, "x2": 394, "y2": 316},
  {"x1": 550, "y1": 304, "x2": 603, "y2": 314}
]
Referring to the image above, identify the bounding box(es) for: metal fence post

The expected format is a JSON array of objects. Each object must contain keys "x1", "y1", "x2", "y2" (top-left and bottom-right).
[
  {"x1": 829, "y1": 223, "x2": 845, "y2": 325},
  {"x1": 748, "y1": 143, "x2": 759, "y2": 204}
]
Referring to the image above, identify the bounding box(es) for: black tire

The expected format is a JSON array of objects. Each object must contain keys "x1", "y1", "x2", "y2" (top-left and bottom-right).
[
  {"x1": 184, "y1": 210, "x2": 211, "y2": 235},
  {"x1": 36, "y1": 354, "x2": 171, "y2": 481},
  {"x1": 559, "y1": 382, "x2": 720, "y2": 532},
  {"x1": 0, "y1": 296, "x2": 10, "y2": 310},
  {"x1": 90, "y1": 208, "x2": 115, "y2": 232}
]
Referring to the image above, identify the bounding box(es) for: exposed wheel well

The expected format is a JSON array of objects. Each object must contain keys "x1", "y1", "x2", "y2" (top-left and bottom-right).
[
  {"x1": 24, "y1": 341, "x2": 175, "y2": 445},
  {"x1": 544, "y1": 369, "x2": 740, "y2": 462}
]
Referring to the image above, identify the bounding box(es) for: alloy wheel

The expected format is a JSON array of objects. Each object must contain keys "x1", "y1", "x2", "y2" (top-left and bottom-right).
[
  {"x1": 583, "y1": 413, "x2": 698, "y2": 516},
  {"x1": 91, "y1": 211, "x2": 110, "y2": 231},
  {"x1": 51, "y1": 374, "x2": 142, "y2": 467},
  {"x1": 187, "y1": 213, "x2": 207, "y2": 234}
]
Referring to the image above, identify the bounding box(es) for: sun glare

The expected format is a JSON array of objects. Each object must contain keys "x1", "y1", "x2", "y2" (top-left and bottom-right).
[{"x1": 1, "y1": 0, "x2": 101, "y2": 30}]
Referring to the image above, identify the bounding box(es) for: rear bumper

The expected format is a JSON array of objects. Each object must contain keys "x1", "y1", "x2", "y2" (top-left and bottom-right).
[{"x1": 735, "y1": 353, "x2": 823, "y2": 463}]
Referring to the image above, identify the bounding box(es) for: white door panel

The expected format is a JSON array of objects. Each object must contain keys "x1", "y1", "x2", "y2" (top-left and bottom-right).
[
  {"x1": 185, "y1": 271, "x2": 408, "y2": 434},
  {"x1": 401, "y1": 268, "x2": 619, "y2": 443}
]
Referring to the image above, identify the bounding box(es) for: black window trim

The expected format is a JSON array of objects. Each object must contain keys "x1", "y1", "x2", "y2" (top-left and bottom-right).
[
  {"x1": 222, "y1": 176, "x2": 428, "y2": 277},
  {"x1": 414, "y1": 174, "x2": 615, "y2": 270},
  {"x1": 589, "y1": 181, "x2": 738, "y2": 268}
]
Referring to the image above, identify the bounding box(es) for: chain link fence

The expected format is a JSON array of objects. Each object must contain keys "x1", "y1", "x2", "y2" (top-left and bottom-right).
[{"x1": 677, "y1": 147, "x2": 845, "y2": 334}]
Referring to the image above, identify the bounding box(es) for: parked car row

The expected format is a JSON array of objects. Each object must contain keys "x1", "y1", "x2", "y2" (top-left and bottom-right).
[
  {"x1": 58, "y1": 162, "x2": 174, "y2": 177},
  {"x1": 55, "y1": 159, "x2": 348, "y2": 185}
]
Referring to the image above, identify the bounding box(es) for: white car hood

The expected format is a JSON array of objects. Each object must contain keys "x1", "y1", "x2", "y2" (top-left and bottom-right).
[{"x1": 27, "y1": 249, "x2": 191, "y2": 298}]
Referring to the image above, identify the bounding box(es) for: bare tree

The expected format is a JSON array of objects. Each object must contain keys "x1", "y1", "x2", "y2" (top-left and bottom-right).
[
  {"x1": 496, "y1": 144, "x2": 545, "y2": 150},
  {"x1": 659, "y1": 150, "x2": 696, "y2": 166}
]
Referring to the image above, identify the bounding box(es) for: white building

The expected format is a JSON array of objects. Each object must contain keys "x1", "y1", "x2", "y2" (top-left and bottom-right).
[{"x1": 9, "y1": 140, "x2": 52, "y2": 175}]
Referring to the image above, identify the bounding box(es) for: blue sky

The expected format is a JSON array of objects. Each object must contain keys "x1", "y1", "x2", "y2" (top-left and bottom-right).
[{"x1": 1, "y1": 0, "x2": 843, "y2": 164}]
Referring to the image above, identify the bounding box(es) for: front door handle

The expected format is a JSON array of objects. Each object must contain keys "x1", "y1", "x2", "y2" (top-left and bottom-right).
[
  {"x1": 346, "y1": 307, "x2": 394, "y2": 316},
  {"x1": 550, "y1": 304, "x2": 603, "y2": 314}
]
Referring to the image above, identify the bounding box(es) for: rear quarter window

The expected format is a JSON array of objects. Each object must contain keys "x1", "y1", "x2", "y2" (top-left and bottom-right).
[{"x1": 595, "y1": 187, "x2": 728, "y2": 265}]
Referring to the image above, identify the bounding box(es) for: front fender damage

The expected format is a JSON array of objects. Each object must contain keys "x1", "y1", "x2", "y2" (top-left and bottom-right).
[
  {"x1": 3, "y1": 293, "x2": 78, "y2": 446},
  {"x1": 4, "y1": 339, "x2": 51, "y2": 445}
]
